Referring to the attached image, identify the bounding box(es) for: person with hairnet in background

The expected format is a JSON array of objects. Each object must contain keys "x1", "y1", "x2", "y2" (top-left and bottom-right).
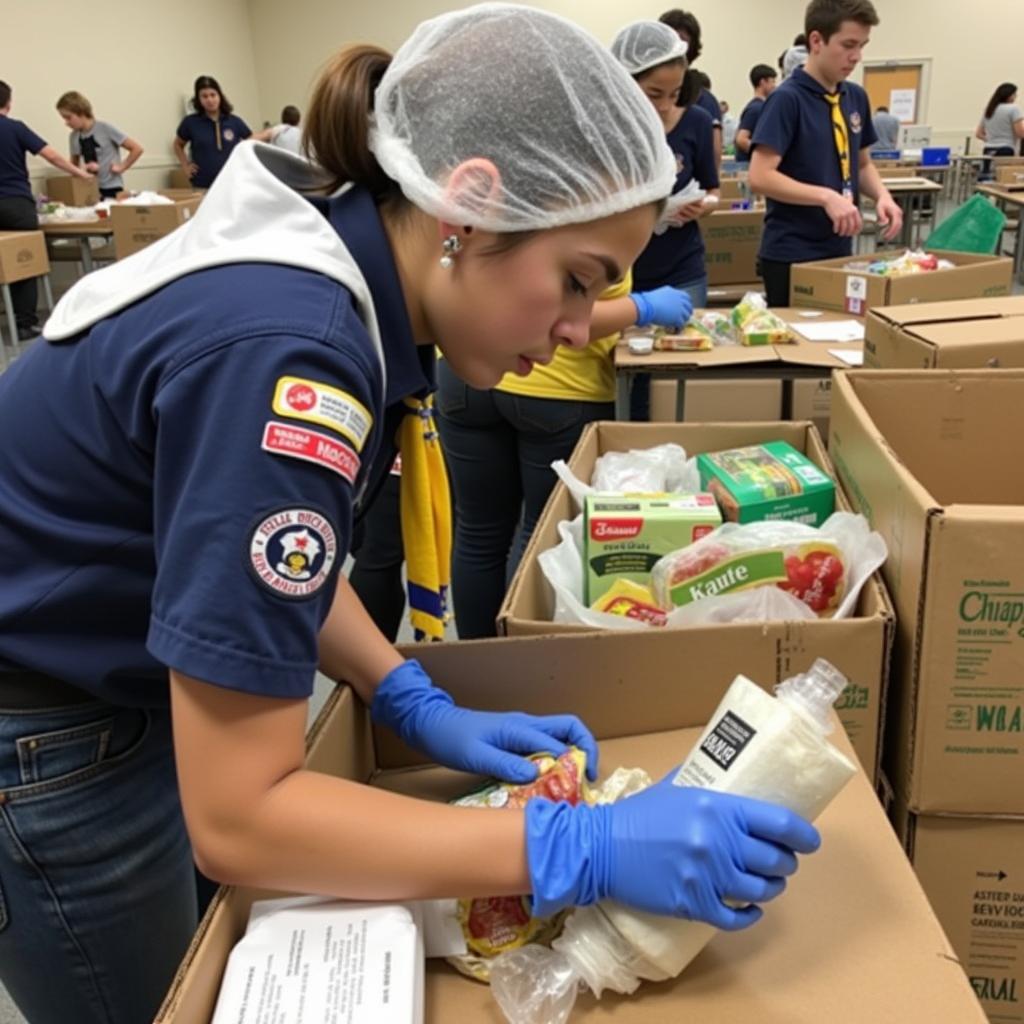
[
  {"x1": 612, "y1": 20, "x2": 720, "y2": 420},
  {"x1": 0, "y1": 7, "x2": 821, "y2": 1022}
]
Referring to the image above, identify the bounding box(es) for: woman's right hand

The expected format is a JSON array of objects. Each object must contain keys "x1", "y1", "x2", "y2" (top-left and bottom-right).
[
  {"x1": 526, "y1": 771, "x2": 820, "y2": 928},
  {"x1": 630, "y1": 286, "x2": 694, "y2": 330},
  {"x1": 185, "y1": 162, "x2": 199, "y2": 179}
]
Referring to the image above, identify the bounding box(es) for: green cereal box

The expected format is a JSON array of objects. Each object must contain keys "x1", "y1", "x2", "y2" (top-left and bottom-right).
[
  {"x1": 697, "y1": 441, "x2": 835, "y2": 527},
  {"x1": 583, "y1": 494, "x2": 722, "y2": 604}
]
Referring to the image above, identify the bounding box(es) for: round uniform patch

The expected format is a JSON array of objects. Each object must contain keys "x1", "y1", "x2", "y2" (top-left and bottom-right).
[{"x1": 248, "y1": 507, "x2": 338, "y2": 599}]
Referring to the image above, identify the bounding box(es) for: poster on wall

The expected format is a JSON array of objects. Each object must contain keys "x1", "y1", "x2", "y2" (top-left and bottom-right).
[{"x1": 889, "y1": 88, "x2": 917, "y2": 122}]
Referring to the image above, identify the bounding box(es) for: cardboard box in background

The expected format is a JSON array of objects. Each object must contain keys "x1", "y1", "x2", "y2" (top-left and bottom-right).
[
  {"x1": 112, "y1": 196, "x2": 202, "y2": 259},
  {"x1": 498, "y1": 420, "x2": 894, "y2": 776},
  {"x1": 865, "y1": 297, "x2": 1024, "y2": 369},
  {"x1": 650, "y1": 379, "x2": 781, "y2": 423},
  {"x1": 995, "y1": 165, "x2": 1024, "y2": 187},
  {"x1": 790, "y1": 250, "x2": 1012, "y2": 317},
  {"x1": 167, "y1": 167, "x2": 193, "y2": 189},
  {"x1": 0, "y1": 230, "x2": 48, "y2": 284},
  {"x1": 700, "y1": 208, "x2": 764, "y2": 285},
  {"x1": 43, "y1": 175, "x2": 100, "y2": 207},
  {"x1": 887, "y1": 784, "x2": 1024, "y2": 1024},
  {"x1": 717, "y1": 177, "x2": 746, "y2": 200},
  {"x1": 154, "y1": 635, "x2": 986, "y2": 1024},
  {"x1": 792, "y1": 377, "x2": 834, "y2": 440},
  {"x1": 829, "y1": 371, "x2": 1024, "y2": 815}
]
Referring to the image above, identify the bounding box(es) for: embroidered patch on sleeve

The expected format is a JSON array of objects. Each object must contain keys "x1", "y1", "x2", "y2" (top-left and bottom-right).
[
  {"x1": 261, "y1": 421, "x2": 361, "y2": 484},
  {"x1": 271, "y1": 376, "x2": 373, "y2": 452},
  {"x1": 248, "y1": 507, "x2": 338, "y2": 599}
]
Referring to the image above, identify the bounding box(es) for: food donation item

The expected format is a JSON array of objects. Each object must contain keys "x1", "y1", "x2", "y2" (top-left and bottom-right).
[
  {"x1": 488, "y1": 660, "x2": 858, "y2": 1023},
  {"x1": 590, "y1": 578, "x2": 667, "y2": 626},
  {"x1": 697, "y1": 441, "x2": 835, "y2": 526},
  {"x1": 650, "y1": 520, "x2": 847, "y2": 617},
  {"x1": 447, "y1": 750, "x2": 591, "y2": 982},
  {"x1": 583, "y1": 493, "x2": 722, "y2": 604}
]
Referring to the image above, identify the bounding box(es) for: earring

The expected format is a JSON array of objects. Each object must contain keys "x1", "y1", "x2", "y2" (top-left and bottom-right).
[{"x1": 439, "y1": 234, "x2": 462, "y2": 269}]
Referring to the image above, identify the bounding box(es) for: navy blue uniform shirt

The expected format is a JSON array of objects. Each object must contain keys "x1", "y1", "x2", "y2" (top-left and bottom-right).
[
  {"x1": 632, "y1": 105, "x2": 719, "y2": 290},
  {"x1": 0, "y1": 186, "x2": 432, "y2": 706},
  {"x1": 0, "y1": 116, "x2": 46, "y2": 200},
  {"x1": 176, "y1": 112, "x2": 252, "y2": 188},
  {"x1": 735, "y1": 97, "x2": 766, "y2": 164},
  {"x1": 696, "y1": 87, "x2": 722, "y2": 126},
  {"x1": 752, "y1": 67, "x2": 877, "y2": 262}
]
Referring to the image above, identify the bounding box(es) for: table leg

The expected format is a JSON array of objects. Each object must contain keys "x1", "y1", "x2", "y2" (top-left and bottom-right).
[
  {"x1": 615, "y1": 371, "x2": 631, "y2": 421},
  {"x1": 41, "y1": 274, "x2": 55, "y2": 312},
  {"x1": 79, "y1": 238, "x2": 95, "y2": 275},
  {"x1": 898, "y1": 194, "x2": 913, "y2": 248},
  {"x1": 1, "y1": 283, "x2": 16, "y2": 367},
  {"x1": 674, "y1": 379, "x2": 687, "y2": 422},
  {"x1": 1015, "y1": 213, "x2": 1024, "y2": 284}
]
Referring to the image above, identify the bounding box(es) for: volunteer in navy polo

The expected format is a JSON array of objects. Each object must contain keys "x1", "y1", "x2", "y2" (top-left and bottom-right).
[
  {"x1": 0, "y1": 10, "x2": 750, "y2": 1018},
  {"x1": 748, "y1": 0, "x2": 902, "y2": 307},
  {"x1": 174, "y1": 75, "x2": 251, "y2": 188}
]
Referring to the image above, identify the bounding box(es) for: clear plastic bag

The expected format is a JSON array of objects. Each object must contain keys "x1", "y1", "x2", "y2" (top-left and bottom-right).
[{"x1": 539, "y1": 512, "x2": 886, "y2": 628}]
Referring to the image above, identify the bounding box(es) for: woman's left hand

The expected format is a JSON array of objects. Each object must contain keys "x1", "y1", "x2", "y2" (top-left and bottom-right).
[{"x1": 371, "y1": 660, "x2": 599, "y2": 783}]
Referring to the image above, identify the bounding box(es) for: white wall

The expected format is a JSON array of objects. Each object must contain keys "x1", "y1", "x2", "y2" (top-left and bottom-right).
[
  {"x1": 5, "y1": 0, "x2": 263, "y2": 192},
  {"x1": 248, "y1": 0, "x2": 1024, "y2": 152}
]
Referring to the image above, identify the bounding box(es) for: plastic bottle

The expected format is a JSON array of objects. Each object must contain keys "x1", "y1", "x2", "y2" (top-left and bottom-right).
[{"x1": 489, "y1": 658, "x2": 859, "y2": 1024}]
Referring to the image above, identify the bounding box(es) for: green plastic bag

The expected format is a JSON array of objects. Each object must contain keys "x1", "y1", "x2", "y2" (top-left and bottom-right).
[{"x1": 925, "y1": 194, "x2": 1007, "y2": 254}]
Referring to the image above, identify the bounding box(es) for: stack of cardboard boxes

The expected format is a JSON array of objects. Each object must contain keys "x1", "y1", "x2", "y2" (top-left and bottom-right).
[{"x1": 830, "y1": 371, "x2": 1024, "y2": 1022}]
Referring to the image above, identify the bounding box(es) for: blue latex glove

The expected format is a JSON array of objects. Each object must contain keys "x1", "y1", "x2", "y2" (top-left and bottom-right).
[
  {"x1": 630, "y1": 286, "x2": 694, "y2": 330},
  {"x1": 526, "y1": 771, "x2": 821, "y2": 927},
  {"x1": 371, "y1": 660, "x2": 600, "y2": 784}
]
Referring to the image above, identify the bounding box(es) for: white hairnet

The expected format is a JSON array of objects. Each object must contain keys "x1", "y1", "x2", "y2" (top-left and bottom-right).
[
  {"x1": 368, "y1": 3, "x2": 676, "y2": 232},
  {"x1": 610, "y1": 21, "x2": 689, "y2": 78}
]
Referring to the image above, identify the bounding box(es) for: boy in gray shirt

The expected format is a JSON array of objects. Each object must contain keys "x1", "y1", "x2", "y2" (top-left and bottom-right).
[
  {"x1": 56, "y1": 90, "x2": 143, "y2": 198},
  {"x1": 872, "y1": 106, "x2": 900, "y2": 149}
]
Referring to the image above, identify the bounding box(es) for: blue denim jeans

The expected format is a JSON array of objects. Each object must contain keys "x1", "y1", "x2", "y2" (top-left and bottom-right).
[
  {"x1": 436, "y1": 360, "x2": 613, "y2": 638},
  {"x1": 629, "y1": 275, "x2": 709, "y2": 421},
  {"x1": 0, "y1": 700, "x2": 198, "y2": 1023}
]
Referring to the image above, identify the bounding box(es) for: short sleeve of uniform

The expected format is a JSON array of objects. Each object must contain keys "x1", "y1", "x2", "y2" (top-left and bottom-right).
[
  {"x1": 69, "y1": 131, "x2": 81, "y2": 157},
  {"x1": 751, "y1": 90, "x2": 799, "y2": 157},
  {"x1": 1011, "y1": 106, "x2": 1024, "y2": 123},
  {"x1": 176, "y1": 116, "x2": 193, "y2": 143},
  {"x1": 147, "y1": 334, "x2": 376, "y2": 698},
  {"x1": 17, "y1": 121, "x2": 46, "y2": 156},
  {"x1": 739, "y1": 101, "x2": 761, "y2": 135},
  {"x1": 235, "y1": 117, "x2": 252, "y2": 139},
  {"x1": 694, "y1": 112, "x2": 719, "y2": 190}
]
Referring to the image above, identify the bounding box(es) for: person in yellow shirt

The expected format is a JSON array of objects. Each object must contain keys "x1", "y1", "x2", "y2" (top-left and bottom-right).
[{"x1": 435, "y1": 276, "x2": 691, "y2": 638}]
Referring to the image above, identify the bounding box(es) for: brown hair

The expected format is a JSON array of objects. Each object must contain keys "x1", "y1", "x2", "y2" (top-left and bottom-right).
[
  {"x1": 805, "y1": 0, "x2": 879, "y2": 43},
  {"x1": 305, "y1": 44, "x2": 397, "y2": 199},
  {"x1": 56, "y1": 90, "x2": 93, "y2": 118}
]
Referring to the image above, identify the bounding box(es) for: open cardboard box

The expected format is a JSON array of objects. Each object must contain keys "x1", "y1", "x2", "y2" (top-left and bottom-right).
[
  {"x1": 498, "y1": 421, "x2": 894, "y2": 777},
  {"x1": 829, "y1": 370, "x2": 1024, "y2": 815},
  {"x1": 864, "y1": 296, "x2": 1024, "y2": 369},
  {"x1": 156, "y1": 634, "x2": 985, "y2": 1024},
  {"x1": 789, "y1": 249, "x2": 1013, "y2": 318}
]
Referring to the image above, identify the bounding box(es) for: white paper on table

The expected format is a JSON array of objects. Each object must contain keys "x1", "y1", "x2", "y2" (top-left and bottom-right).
[
  {"x1": 788, "y1": 319, "x2": 865, "y2": 343},
  {"x1": 829, "y1": 348, "x2": 865, "y2": 366}
]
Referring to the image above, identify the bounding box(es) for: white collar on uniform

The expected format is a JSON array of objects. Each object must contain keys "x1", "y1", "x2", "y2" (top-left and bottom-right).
[{"x1": 44, "y1": 142, "x2": 385, "y2": 391}]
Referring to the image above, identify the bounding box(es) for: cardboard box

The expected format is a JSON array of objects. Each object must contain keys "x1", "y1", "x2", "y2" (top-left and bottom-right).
[
  {"x1": 650, "y1": 379, "x2": 781, "y2": 422},
  {"x1": 699, "y1": 208, "x2": 764, "y2": 284},
  {"x1": 499, "y1": 420, "x2": 894, "y2": 775},
  {"x1": 44, "y1": 174, "x2": 99, "y2": 207},
  {"x1": 155, "y1": 636, "x2": 986, "y2": 1024},
  {"x1": 111, "y1": 196, "x2": 202, "y2": 258},
  {"x1": 995, "y1": 166, "x2": 1024, "y2": 187},
  {"x1": 717, "y1": 177, "x2": 746, "y2": 200},
  {"x1": 791, "y1": 378, "x2": 833, "y2": 440},
  {"x1": 888, "y1": 784, "x2": 1024, "y2": 1024},
  {"x1": 168, "y1": 167, "x2": 193, "y2": 189},
  {"x1": 0, "y1": 230, "x2": 49, "y2": 284},
  {"x1": 829, "y1": 371, "x2": 1024, "y2": 814},
  {"x1": 790, "y1": 250, "x2": 1013, "y2": 317},
  {"x1": 865, "y1": 297, "x2": 1024, "y2": 369}
]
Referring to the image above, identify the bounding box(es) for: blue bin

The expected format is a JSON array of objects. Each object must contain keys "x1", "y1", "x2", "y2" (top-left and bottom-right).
[{"x1": 922, "y1": 147, "x2": 951, "y2": 166}]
